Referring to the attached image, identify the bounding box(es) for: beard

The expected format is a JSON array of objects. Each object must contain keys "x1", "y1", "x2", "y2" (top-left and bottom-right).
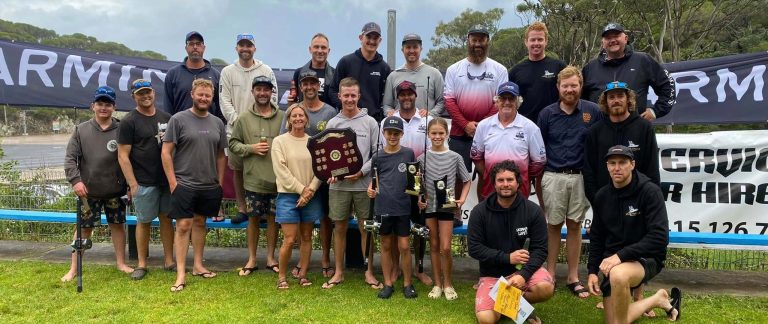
[{"x1": 608, "y1": 104, "x2": 628, "y2": 116}]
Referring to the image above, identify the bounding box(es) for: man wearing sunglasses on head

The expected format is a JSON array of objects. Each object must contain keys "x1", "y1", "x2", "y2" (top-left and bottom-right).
[{"x1": 444, "y1": 25, "x2": 509, "y2": 203}]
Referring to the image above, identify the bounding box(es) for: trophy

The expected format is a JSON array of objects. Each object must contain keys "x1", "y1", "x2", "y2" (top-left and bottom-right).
[
  {"x1": 434, "y1": 176, "x2": 457, "y2": 209},
  {"x1": 307, "y1": 128, "x2": 363, "y2": 181},
  {"x1": 404, "y1": 162, "x2": 421, "y2": 196}
]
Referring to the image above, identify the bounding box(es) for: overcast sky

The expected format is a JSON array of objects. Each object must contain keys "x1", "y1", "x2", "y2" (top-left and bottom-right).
[{"x1": 0, "y1": 0, "x2": 526, "y2": 68}]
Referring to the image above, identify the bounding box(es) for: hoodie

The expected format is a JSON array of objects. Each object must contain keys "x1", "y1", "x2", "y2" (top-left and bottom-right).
[
  {"x1": 219, "y1": 59, "x2": 278, "y2": 133},
  {"x1": 163, "y1": 57, "x2": 225, "y2": 121},
  {"x1": 582, "y1": 45, "x2": 676, "y2": 118},
  {"x1": 228, "y1": 104, "x2": 285, "y2": 193},
  {"x1": 329, "y1": 49, "x2": 392, "y2": 120},
  {"x1": 381, "y1": 63, "x2": 445, "y2": 116},
  {"x1": 588, "y1": 171, "x2": 669, "y2": 275},
  {"x1": 468, "y1": 192, "x2": 548, "y2": 281},
  {"x1": 327, "y1": 108, "x2": 380, "y2": 192},
  {"x1": 583, "y1": 113, "x2": 660, "y2": 204},
  {"x1": 65, "y1": 118, "x2": 126, "y2": 199}
]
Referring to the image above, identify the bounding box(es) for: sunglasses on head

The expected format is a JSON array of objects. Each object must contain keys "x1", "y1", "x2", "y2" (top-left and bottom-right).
[
  {"x1": 96, "y1": 87, "x2": 115, "y2": 96},
  {"x1": 605, "y1": 81, "x2": 628, "y2": 91},
  {"x1": 237, "y1": 34, "x2": 254, "y2": 41},
  {"x1": 132, "y1": 81, "x2": 151, "y2": 89}
]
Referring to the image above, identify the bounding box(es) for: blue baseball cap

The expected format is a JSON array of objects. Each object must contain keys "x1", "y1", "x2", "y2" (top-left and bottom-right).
[
  {"x1": 93, "y1": 86, "x2": 116, "y2": 103},
  {"x1": 496, "y1": 82, "x2": 520, "y2": 97},
  {"x1": 382, "y1": 116, "x2": 404, "y2": 132},
  {"x1": 602, "y1": 81, "x2": 631, "y2": 95}
]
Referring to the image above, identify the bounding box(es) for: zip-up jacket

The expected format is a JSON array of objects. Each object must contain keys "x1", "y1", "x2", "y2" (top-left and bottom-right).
[
  {"x1": 329, "y1": 49, "x2": 391, "y2": 119},
  {"x1": 163, "y1": 57, "x2": 225, "y2": 121},
  {"x1": 582, "y1": 45, "x2": 676, "y2": 118},
  {"x1": 588, "y1": 171, "x2": 669, "y2": 275},
  {"x1": 468, "y1": 192, "x2": 548, "y2": 281},
  {"x1": 292, "y1": 60, "x2": 335, "y2": 105},
  {"x1": 65, "y1": 118, "x2": 126, "y2": 199},
  {"x1": 583, "y1": 113, "x2": 659, "y2": 204}
]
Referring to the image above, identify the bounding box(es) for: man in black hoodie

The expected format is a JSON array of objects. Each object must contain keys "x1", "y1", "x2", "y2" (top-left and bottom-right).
[
  {"x1": 582, "y1": 23, "x2": 676, "y2": 121},
  {"x1": 583, "y1": 81, "x2": 659, "y2": 205},
  {"x1": 587, "y1": 145, "x2": 679, "y2": 323},
  {"x1": 468, "y1": 160, "x2": 553, "y2": 324},
  {"x1": 329, "y1": 22, "x2": 391, "y2": 121}
]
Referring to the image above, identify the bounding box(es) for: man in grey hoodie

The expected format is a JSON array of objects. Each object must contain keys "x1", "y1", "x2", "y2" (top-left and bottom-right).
[
  {"x1": 220, "y1": 33, "x2": 278, "y2": 224},
  {"x1": 383, "y1": 33, "x2": 444, "y2": 118},
  {"x1": 62, "y1": 86, "x2": 132, "y2": 282},
  {"x1": 322, "y1": 77, "x2": 382, "y2": 290}
]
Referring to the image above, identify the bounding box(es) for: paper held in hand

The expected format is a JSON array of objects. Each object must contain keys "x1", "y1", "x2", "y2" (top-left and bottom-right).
[{"x1": 489, "y1": 276, "x2": 535, "y2": 324}]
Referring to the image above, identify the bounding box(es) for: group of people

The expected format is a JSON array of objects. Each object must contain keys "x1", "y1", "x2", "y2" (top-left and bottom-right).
[{"x1": 61, "y1": 19, "x2": 682, "y2": 323}]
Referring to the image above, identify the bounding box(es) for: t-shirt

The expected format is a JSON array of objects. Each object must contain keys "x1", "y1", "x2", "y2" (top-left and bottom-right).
[
  {"x1": 444, "y1": 57, "x2": 508, "y2": 137},
  {"x1": 508, "y1": 57, "x2": 566, "y2": 121},
  {"x1": 373, "y1": 146, "x2": 415, "y2": 217},
  {"x1": 416, "y1": 150, "x2": 471, "y2": 213},
  {"x1": 279, "y1": 102, "x2": 337, "y2": 136},
  {"x1": 117, "y1": 109, "x2": 171, "y2": 186},
  {"x1": 163, "y1": 109, "x2": 227, "y2": 189}
]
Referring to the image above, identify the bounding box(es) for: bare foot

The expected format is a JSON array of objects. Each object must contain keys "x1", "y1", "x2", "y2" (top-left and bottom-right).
[
  {"x1": 596, "y1": 301, "x2": 604, "y2": 309},
  {"x1": 643, "y1": 309, "x2": 657, "y2": 317},
  {"x1": 117, "y1": 265, "x2": 134, "y2": 274},
  {"x1": 415, "y1": 272, "x2": 433, "y2": 286},
  {"x1": 60, "y1": 271, "x2": 76, "y2": 282}
]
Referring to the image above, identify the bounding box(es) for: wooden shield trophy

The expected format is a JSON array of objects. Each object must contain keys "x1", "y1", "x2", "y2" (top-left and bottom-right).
[{"x1": 307, "y1": 128, "x2": 364, "y2": 181}]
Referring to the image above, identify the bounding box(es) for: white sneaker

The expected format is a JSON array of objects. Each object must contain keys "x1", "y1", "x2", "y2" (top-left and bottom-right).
[
  {"x1": 428, "y1": 286, "x2": 443, "y2": 299},
  {"x1": 444, "y1": 286, "x2": 458, "y2": 300}
]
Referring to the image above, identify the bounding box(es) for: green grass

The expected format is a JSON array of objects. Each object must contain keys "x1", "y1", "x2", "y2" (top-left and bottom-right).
[{"x1": 0, "y1": 261, "x2": 767, "y2": 323}]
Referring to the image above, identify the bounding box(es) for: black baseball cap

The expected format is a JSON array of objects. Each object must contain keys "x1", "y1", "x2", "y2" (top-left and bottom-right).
[
  {"x1": 93, "y1": 86, "x2": 116, "y2": 103},
  {"x1": 602, "y1": 22, "x2": 625, "y2": 37},
  {"x1": 382, "y1": 116, "x2": 404, "y2": 132},
  {"x1": 401, "y1": 33, "x2": 422, "y2": 45},
  {"x1": 185, "y1": 31, "x2": 204, "y2": 43},
  {"x1": 299, "y1": 70, "x2": 320, "y2": 83},
  {"x1": 361, "y1": 22, "x2": 382, "y2": 36},
  {"x1": 467, "y1": 24, "x2": 489, "y2": 37},
  {"x1": 604, "y1": 145, "x2": 634, "y2": 161},
  {"x1": 251, "y1": 75, "x2": 273, "y2": 88}
]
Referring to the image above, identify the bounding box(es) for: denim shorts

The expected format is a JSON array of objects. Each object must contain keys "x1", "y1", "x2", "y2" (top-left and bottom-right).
[
  {"x1": 275, "y1": 193, "x2": 323, "y2": 224},
  {"x1": 132, "y1": 185, "x2": 171, "y2": 223}
]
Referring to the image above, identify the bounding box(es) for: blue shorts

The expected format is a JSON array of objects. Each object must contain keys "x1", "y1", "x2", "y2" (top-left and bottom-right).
[
  {"x1": 133, "y1": 185, "x2": 171, "y2": 223},
  {"x1": 275, "y1": 193, "x2": 323, "y2": 224}
]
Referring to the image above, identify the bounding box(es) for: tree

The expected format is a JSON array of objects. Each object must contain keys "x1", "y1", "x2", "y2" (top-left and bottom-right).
[
  {"x1": 210, "y1": 58, "x2": 228, "y2": 66},
  {"x1": 425, "y1": 8, "x2": 505, "y2": 71}
]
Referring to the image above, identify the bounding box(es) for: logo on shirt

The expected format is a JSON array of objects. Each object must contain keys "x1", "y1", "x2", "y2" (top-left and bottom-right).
[
  {"x1": 626, "y1": 205, "x2": 640, "y2": 217},
  {"x1": 627, "y1": 140, "x2": 640, "y2": 151},
  {"x1": 515, "y1": 131, "x2": 525, "y2": 140},
  {"x1": 516, "y1": 227, "x2": 528, "y2": 236},
  {"x1": 106, "y1": 139, "x2": 118, "y2": 152},
  {"x1": 399, "y1": 163, "x2": 407, "y2": 173},
  {"x1": 582, "y1": 112, "x2": 592, "y2": 123},
  {"x1": 542, "y1": 70, "x2": 555, "y2": 78},
  {"x1": 370, "y1": 71, "x2": 381, "y2": 76},
  {"x1": 316, "y1": 120, "x2": 327, "y2": 132}
]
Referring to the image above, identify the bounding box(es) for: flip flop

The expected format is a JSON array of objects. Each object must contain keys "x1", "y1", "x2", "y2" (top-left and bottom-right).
[
  {"x1": 170, "y1": 282, "x2": 186, "y2": 293},
  {"x1": 322, "y1": 279, "x2": 344, "y2": 289},
  {"x1": 212, "y1": 209, "x2": 226, "y2": 222},
  {"x1": 291, "y1": 266, "x2": 301, "y2": 279},
  {"x1": 131, "y1": 267, "x2": 148, "y2": 280},
  {"x1": 277, "y1": 279, "x2": 289, "y2": 290},
  {"x1": 566, "y1": 281, "x2": 590, "y2": 299},
  {"x1": 192, "y1": 271, "x2": 217, "y2": 279},
  {"x1": 239, "y1": 265, "x2": 258, "y2": 276},
  {"x1": 322, "y1": 267, "x2": 335, "y2": 278},
  {"x1": 266, "y1": 264, "x2": 279, "y2": 273},
  {"x1": 230, "y1": 211, "x2": 248, "y2": 224},
  {"x1": 299, "y1": 277, "x2": 313, "y2": 287},
  {"x1": 163, "y1": 263, "x2": 177, "y2": 272},
  {"x1": 365, "y1": 279, "x2": 384, "y2": 290},
  {"x1": 666, "y1": 287, "x2": 682, "y2": 321}
]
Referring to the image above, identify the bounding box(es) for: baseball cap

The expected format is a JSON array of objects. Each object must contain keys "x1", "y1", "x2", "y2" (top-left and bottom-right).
[
  {"x1": 299, "y1": 70, "x2": 320, "y2": 83},
  {"x1": 604, "y1": 145, "x2": 634, "y2": 161},
  {"x1": 252, "y1": 75, "x2": 273, "y2": 88},
  {"x1": 382, "y1": 116, "x2": 404, "y2": 132},
  {"x1": 395, "y1": 80, "x2": 417, "y2": 97},
  {"x1": 131, "y1": 79, "x2": 152, "y2": 94},
  {"x1": 185, "y1": 31, "x2": 204, "y2": 43},
  {"x1": 361, "y1": 22, "x2": 382, "y2": 36},
  {"x1": 236, "y1": 33, "x2": 255, "y2": 46},
  {"x1": 401, "y1": 33, "x2": 422, "y2": 44},
  {"x1": 602, "y1": 81, "x2": 630, "y2": 95},
  {"x1": 467, "y1": 24, "x2": 489, "y2": 37},
  {"x1": 93, "y1": 86, "x2": 116, "y2": 103},
  {"x1": 602, "y1": 22, "x2": 625, "y2": 37},
  {"x1": 496, "y1": 82, "x2": 520, "y2": 97}
]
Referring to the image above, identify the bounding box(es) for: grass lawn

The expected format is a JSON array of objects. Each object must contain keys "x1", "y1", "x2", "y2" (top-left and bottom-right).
[{"x1": 0, "y1": 261, "x2": 766, "y2": 323}]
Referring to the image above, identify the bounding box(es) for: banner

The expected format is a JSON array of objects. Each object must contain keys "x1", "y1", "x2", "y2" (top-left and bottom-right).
[{"x1": 0, "y1": 39, "x2": 293, "y2": 111}]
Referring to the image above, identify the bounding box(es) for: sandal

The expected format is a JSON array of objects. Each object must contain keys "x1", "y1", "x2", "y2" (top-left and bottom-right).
[
  {"x1": 299, "y1": 277, "x2": 313, "y2": 287},
  {"x1": 291, "y1": 266, "x2": 301, "y2": 279},
  {"x1": 566, "y1": 281, "x2": 590, "y2": 299},
  {"x1": 428, "y1": 286, "x2": 443, "y2": 299},
  {"x1": 322, "y1": 279, "x2": 344, "y2": 289},
  {"x1": 666, "y1": 287, "x2": 682, "y2": 321},
  {"x1": 266, "y1": 264, "x2": 279, "y2": 273},
  {"x1": 192, "y1": 271, "x2": 217, "y2": 279},
  {"x1": 277, "y1": 279, "x2": 289, "y2": 290},
  {"x1": 230, "y1": 211, "x2": 248, "y2": 225},
  {"x1": 170, "y1": 282, "x2": 186, "y2": 293},
  {"x1": 365, "y1": 279, "x2": 384, "y2": 290},
  {"x1": 239, "y1": 265, "x2": 258, "y2": 276},
  {"x1": 444, "y1": 286, "x2": 458, "y2": 300},
  {"x1": 322, "y1": 267, "x2": 335, "y2": 278},
  {"x1": 212, "y1": 208, "x2": 226, "y2": 222}
]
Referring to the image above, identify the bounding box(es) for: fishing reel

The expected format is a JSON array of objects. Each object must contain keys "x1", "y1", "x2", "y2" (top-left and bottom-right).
[
  {"x1": 70, "y1": 238, "x2": 93, "y2": 252},
  {"x1": 410, "y1": 223, "x2": 430, "y2": 238},
  {"x1": 363, "y1": 219, "x2": 381, "y2": 232}
]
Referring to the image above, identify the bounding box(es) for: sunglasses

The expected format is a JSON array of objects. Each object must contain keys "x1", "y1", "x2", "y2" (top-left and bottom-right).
[
  {"x1": 467, "y1": 66, "x2": 487, "y2": 81},
  {"x1": 605, "y1": 81, "x2": 628, "y2": 91}
]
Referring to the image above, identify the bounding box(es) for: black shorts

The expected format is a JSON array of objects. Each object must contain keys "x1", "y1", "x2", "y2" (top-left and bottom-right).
[
  {"x1": 317, "y1": 183, "x2": 330, "y2": 216},
  {"x1": 449, "y1": 135, "x2": 473, "y2": 173},
  {"x1": 409, "y1": 196, "x2": 425, "y2": 225},
  {"x1": 245, "y1": 191, "x2": 276, "y2": 217},
  {"x1": 380, "y1": 215, "x2": 411, "y2": 237},
  {"x1": 169, "y1": 185, "x2": 223, "y2": 219},
  {"x1": 77, "y1": 196, "x2": 126, "y2": 228},
  {"x1": 600, "y1": 258, "x2": 662, "y2": 297},
  {"x1": 425, "y1": 211, "x2": 455, "y2": 221}
]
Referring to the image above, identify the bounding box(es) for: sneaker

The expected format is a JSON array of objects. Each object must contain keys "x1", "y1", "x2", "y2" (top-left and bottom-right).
[
  {"x1": 444, "y1": 286, "x2": 458, "y2": 300},
  {"x1": 403, "y1": 284, "x2": 418, "y2": 299},
  {"x1": 428, "y1": 286, "x2": 443, "y2": 299},
  {"x1": 230, "y1": 212, "x2": 248, "y2": 224},
  {"x1": 378, "y1": 285, "x2": 395, "y2": 299}
]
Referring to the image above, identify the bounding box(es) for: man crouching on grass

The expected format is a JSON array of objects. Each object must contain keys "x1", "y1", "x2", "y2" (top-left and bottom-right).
[
  {"x1": 468, "y1": 160, "x2": 554, "y2": 324},
  {"x1": 587, "y1": 145, "x2": 680, "y2": 323}
]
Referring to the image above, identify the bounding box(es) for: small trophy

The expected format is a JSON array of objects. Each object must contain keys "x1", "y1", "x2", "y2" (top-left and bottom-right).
[
  {"x1": 404, "y1": 162, "x2": 421, "y2": 196},
  {"x1": 434, "y1": 176, "x2": 457, "y2": 209}
]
